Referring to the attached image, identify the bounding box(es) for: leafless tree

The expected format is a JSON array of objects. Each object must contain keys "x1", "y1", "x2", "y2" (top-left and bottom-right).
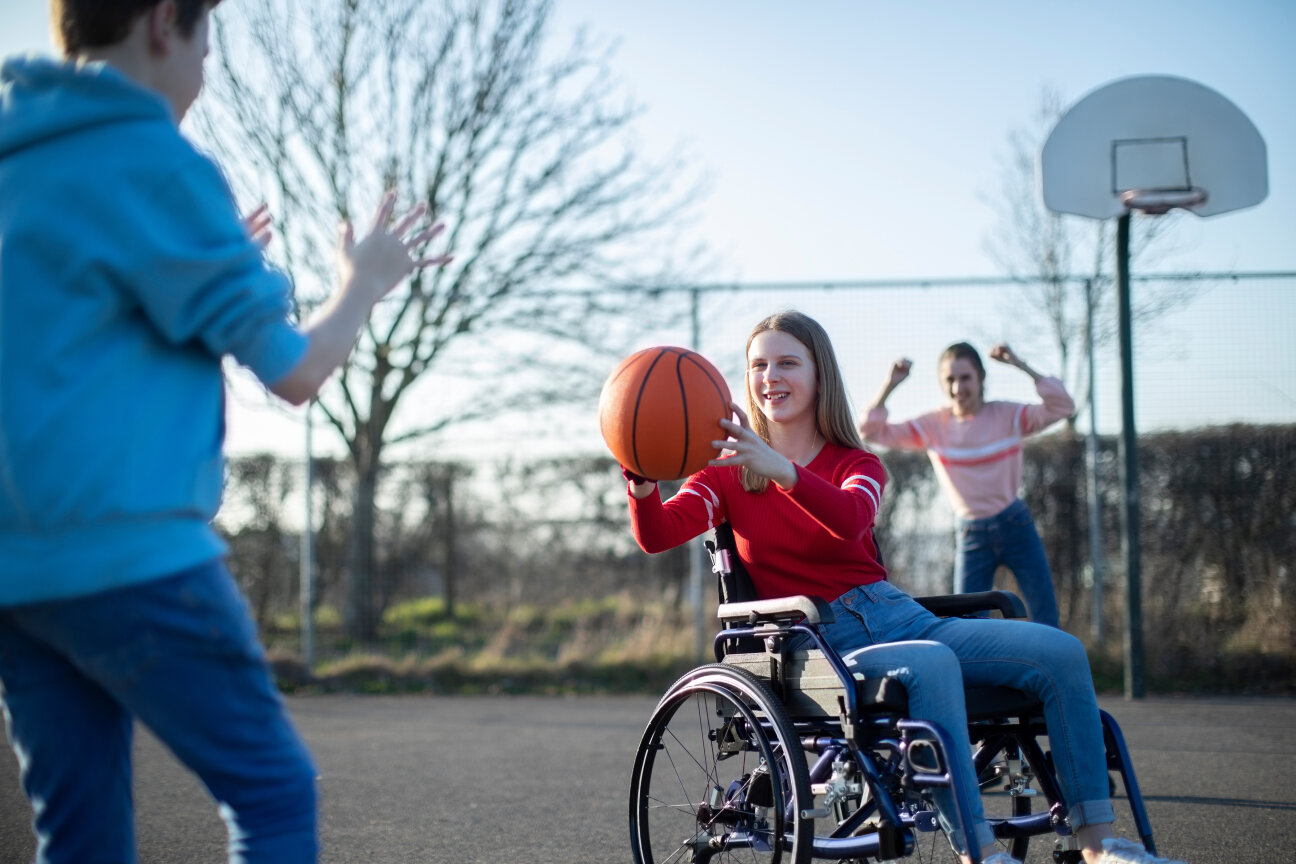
[
  {"x1": 217, "y1": 455, "x2": 297, "y2": 631},
  {"x1": 197, "y1": 0, "x2": 703, "y2": 640},
  {"x1": 981, "y1": 88, "x2": 1196, "y2": 427}
]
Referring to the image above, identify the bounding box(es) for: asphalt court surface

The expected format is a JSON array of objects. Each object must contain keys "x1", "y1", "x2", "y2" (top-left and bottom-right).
[{"x1": 1, "y1": 693, "x2": 1293, "y2": 863}]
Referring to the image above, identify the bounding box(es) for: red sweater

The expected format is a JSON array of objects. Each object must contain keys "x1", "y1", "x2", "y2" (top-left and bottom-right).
[{"x1": 630, "y1": 442, "x2": 889, "y2": 602}]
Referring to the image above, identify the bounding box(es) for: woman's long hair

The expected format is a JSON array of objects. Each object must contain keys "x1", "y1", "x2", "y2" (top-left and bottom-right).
[{"x1": 742, "y1": 310, "x2": 864, "y2": 492}]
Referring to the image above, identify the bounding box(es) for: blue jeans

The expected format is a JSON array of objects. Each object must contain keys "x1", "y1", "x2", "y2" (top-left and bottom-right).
[
  {"x1": 954, "y1": 498, "x2": 1060, "y2": 628},
  {"x1": 815, "y1": 580, "x2": 1114, "y2": 854},
  {"x1": 0, "y1": 561, "x2": 317, "y2": 864}
]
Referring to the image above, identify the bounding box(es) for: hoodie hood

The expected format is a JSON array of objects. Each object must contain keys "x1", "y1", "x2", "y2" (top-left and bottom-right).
[{"x1": 0, "y1": 55, "x2": 172, "y2": 160}]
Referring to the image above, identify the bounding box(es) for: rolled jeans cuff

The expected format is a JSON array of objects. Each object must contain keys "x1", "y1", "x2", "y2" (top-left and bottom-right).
[{"x1": 1067, "y1": 798, "x2": 1116, "y2": 832}]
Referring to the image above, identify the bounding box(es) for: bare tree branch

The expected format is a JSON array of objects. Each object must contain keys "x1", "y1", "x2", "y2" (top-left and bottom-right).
[{"x1": 194, "y1": 0, "x2": 706, "y2": 639}]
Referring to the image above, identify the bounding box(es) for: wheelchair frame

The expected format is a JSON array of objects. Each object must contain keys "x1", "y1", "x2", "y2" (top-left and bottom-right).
[{"x1": 628, "y1": 525, "x2": 1157, "y2": 864}]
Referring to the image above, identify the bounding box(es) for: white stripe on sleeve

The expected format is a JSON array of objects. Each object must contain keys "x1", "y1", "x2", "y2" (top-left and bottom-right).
[
  {"x1": 679, "y1": 482, "x2": 721, "y2": 527},
  {"x1": 842, "y1": 473, "x2": 881, "y2": 512}
]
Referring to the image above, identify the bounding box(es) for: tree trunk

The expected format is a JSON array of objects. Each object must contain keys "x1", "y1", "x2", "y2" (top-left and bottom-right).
[{"x1": 346, "y1": 447, "x2": 381, "y2": 643}]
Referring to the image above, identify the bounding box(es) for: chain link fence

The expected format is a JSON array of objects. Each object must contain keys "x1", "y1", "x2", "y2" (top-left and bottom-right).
[{"x1": 218, "y1": 271, "x2": 1296, "y2": 691}]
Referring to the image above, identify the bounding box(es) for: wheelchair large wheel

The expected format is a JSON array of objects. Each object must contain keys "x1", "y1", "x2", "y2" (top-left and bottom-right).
[{"x1": 630, "y1": 664, "x2": 812, "y2": 864}]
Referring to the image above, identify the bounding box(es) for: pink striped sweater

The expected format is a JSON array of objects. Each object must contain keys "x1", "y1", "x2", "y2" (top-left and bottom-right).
[{"x1": 861, "y1": 377, "x2": 1075, "y2": 519}]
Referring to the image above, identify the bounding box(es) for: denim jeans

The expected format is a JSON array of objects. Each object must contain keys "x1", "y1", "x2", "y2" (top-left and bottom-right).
[
  {"x1": 815, "y1": 580, "x2": 1114, "y2": 854},
  {"x1": 0, "y1": 560, "x2": 317, "y2": 864},
  {"x1": 954, "y1": 498, "x2": 1060, "y2": 628}
]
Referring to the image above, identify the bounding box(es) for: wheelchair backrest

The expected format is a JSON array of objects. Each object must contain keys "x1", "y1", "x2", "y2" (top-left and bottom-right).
[
  {"x1": 708, "y1": 522, "x2": 840, "y2": 656},
  {"x1": 706, "y1": 522, "x2": 758, "y2": 605},
  {"x1": 707, "y1": 523, "x2": 762, "y2": 655}
]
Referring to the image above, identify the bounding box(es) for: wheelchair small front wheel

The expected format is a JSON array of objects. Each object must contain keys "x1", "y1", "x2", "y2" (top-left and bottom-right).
[{"x1": 629, "y1": 664, "x2": 812, "y2": 864}]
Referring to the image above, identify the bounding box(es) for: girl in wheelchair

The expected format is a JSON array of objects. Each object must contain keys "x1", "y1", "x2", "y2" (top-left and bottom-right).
[{"x1": 623, "y1": 310, "x2": 1182, "y2": 864}]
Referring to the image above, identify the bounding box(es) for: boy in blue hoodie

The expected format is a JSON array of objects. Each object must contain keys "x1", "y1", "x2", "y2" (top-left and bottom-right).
[{"x1": 0, "y1": 2, "x2": 451, "y2": 860}]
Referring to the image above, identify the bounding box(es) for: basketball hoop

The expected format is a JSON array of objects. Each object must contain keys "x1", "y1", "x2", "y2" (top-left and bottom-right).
[
  {"x1": 1119, "y1": 187, "x2": 1208, "y2": 216},
  {"x1": 1039, "y1": 74, "x2": 1268, "y2": 701},
  {"x1": 1041, "y1": 75, "x2": 1267, "y2": 220}
]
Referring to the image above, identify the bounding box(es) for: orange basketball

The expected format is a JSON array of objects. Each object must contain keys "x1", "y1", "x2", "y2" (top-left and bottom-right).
[{"x1": 598, "y1": 346, "x2": 732, "y2": 482}]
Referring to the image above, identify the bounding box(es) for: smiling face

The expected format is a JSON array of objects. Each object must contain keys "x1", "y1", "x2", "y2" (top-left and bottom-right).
[
  {"x1": 747, "y1": 329, "x2": 818, "y2": 429},
  {"x1": 941, "y1": 355, "x2": 984, "y2": 417}
]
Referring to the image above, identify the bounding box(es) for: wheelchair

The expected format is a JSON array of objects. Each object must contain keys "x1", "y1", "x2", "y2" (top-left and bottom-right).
[{"x1": 629, "y1": 524, "x2": 1157, "y2": 864}]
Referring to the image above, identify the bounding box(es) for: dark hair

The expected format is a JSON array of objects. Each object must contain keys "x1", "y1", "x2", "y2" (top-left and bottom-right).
[
  {"x1": 51, "y1": 0, "x2": 216, "y2": 56},
  {"x1": 939, "y1": 341, "x2": 985, "y2": 381},
  {"x1": 742, "y1": 310, "x2": 864, "y2": 493}
]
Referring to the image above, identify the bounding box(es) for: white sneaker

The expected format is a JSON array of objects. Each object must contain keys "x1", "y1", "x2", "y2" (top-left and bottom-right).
[
  {"x1": 1097, "y1": 837, "x2": 1186, "y2": 864},
  {"x1": 980, "y1": 853, "x2": 1021, "y2": 864}
]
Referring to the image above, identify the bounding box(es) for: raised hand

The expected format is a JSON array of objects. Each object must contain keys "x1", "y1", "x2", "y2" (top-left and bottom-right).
[
  {"x1": 870, "y1": 357, "x2": 912, "y2": 410},
  {"x1": 989, "y1": 343, "x2": 1043, "y2": 380},
  {"x1": 888, "y1": 357, "x2": 913, "y2": 387},
  {"x1": 988, "y1": 343, "x2": 1018, "y2": 365},
  {"x1": 269, "y1": 190, "x2": 453, "y2": 406},
  {"x1": 339, "y1": 190, "x2": 452, "y2": 305},
  {"x1": 242, "y1": 202, "x2": 273, "y2": 250}
]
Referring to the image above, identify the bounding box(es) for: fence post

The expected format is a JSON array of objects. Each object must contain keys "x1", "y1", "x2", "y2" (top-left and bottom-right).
[
  {"x1": 1084, "y1": 278, "x2": 1104, "y2": 641},
  {"x1": 689, "y1": 286, "x2": 708, "y2": 661},
  {"x1": 301, "y1": 401, "x2": 315, "y2": 671}
]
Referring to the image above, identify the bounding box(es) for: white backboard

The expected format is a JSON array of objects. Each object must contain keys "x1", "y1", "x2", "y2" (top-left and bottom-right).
[{"x1": 1041, "y1": 75, "x2": 1267, "y2": 219}]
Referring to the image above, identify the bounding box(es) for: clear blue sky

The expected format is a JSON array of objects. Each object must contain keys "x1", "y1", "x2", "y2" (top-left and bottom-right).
[
  {"x1": 5, "y1": 1, "x2": 1293, "y2": 280},
  {"x1": 3, "y1": 1, "x2": 1292, "y2": 453},
  {"x1": 547, "y1": 0, "x2": 1296, "y2": 281}
]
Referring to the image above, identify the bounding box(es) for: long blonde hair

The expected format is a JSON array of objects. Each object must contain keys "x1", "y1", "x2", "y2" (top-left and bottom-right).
[{"x1": 742, "y1": 311, "x2": 864, "y2": 493}]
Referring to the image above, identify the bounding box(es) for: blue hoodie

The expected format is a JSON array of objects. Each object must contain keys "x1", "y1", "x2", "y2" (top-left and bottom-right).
[{"x1": 0, "y1": 57, "x2": 308, "y2": 604}]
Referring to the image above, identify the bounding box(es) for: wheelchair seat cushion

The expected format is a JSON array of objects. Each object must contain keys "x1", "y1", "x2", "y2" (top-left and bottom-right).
[{"x1": 963, "y1": 685, "x2": 1042, "y2": 720}]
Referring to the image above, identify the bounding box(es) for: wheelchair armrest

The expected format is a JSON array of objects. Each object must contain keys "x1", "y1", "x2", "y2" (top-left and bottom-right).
[
  {"x1": 914, "y1": 590, "x2": 1027, "y2": 620},
  {"x1": 718, "y1": 595, "x2": 836, "y2": 625}
]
